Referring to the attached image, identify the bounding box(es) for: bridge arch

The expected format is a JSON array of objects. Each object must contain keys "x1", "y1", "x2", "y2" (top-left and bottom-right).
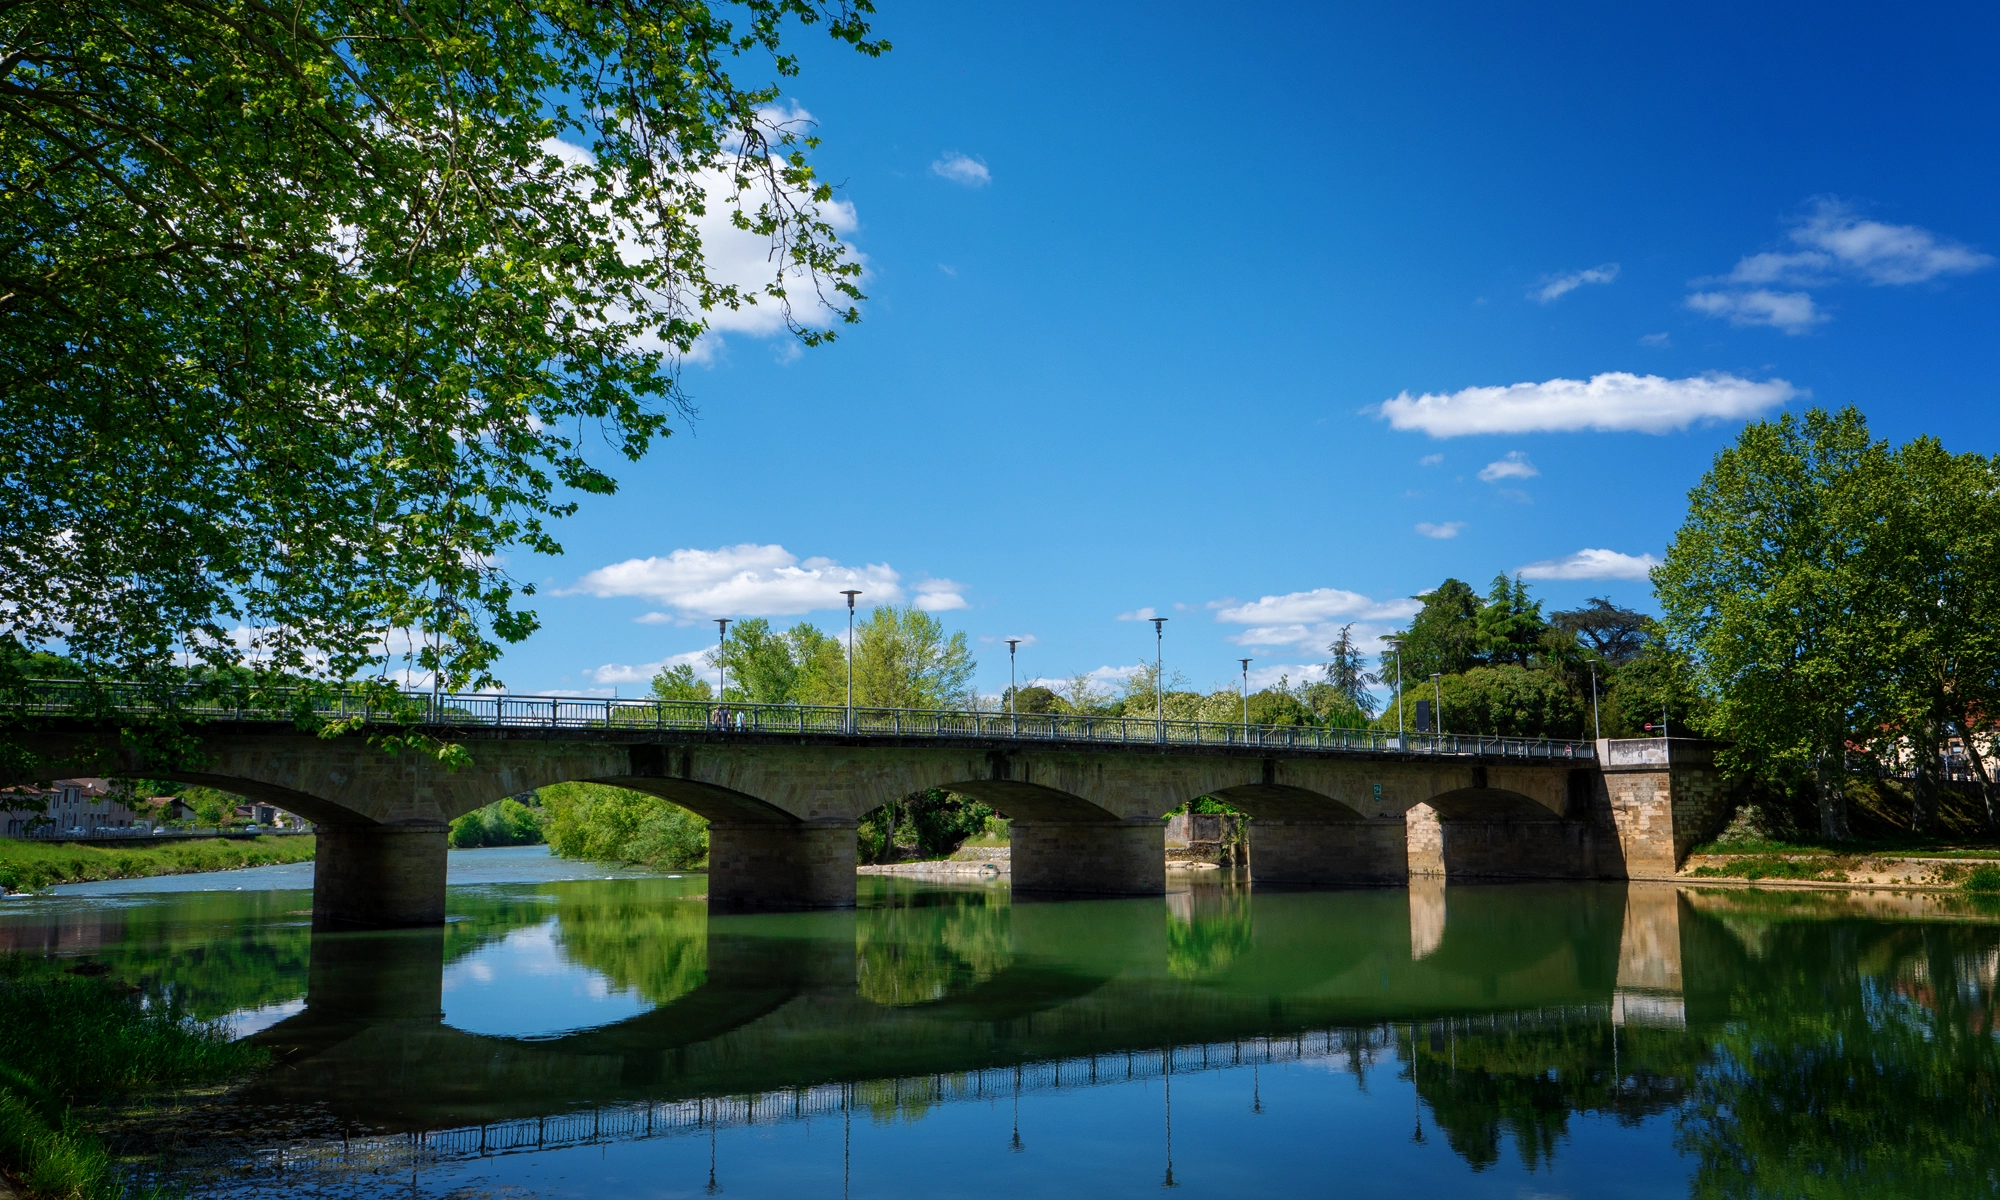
[{"x1": 1408, "y1": 786, "x2": 1603, "y2": 880}]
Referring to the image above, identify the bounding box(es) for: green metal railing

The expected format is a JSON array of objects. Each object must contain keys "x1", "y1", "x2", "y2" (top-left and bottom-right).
[{"x1": 16, "y1": 681, "x2": 1596, "y2": 761}]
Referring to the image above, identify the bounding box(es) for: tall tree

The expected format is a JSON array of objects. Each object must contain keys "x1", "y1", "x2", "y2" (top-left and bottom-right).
[
  {"x1": 1654, "y1": 407, "x2": 1889, "y2": 840},
  {"x1": 0, "y1": 2, "x2": 883, "y2": 703},
  {"x1": 1476, "y1": 574, "x2": 1546, "y2": 667},
  {"x1": 1381, "y1": 578, "x2": 1483, "y2": 686},
  {"x1": 1325, "y1": 624, "x2": 1380, "y2": 716},
  {"x1": 1866, "y1": 437, "x2": 2000, "y2": 832},
  {"x1": 851, "y1": 606, "x2": 975, "y2": 710},
  {"x1": 1550, "y1": 598, "x2": 1653, "y2": 664}
]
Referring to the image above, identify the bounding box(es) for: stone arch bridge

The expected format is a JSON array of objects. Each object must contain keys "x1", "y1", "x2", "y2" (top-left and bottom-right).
[{"x1": 9, "y1": 692, "x2": 1726, "y2": 928}]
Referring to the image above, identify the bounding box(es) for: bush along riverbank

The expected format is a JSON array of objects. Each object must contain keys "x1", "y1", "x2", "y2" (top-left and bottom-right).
[
  {"x1": 0, "y1": 836, "x2": 316, "y2": 894},
  {"x1": 0, "y1": 955, "x2": 267, "y2": 1198}
]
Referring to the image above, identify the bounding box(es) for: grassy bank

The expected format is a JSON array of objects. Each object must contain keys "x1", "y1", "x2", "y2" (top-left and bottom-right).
[
  {"x1": 0, "y1": 837, "x2": 315, "y2": 893},
  {"x1": 0, "y1": 956, "x2": 266, "y2": 1198}
]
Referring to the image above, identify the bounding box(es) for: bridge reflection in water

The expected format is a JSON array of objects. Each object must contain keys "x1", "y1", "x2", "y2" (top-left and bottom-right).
[{"x1": 97, "y1": 877, "x2": 2000, "y2": 1198}]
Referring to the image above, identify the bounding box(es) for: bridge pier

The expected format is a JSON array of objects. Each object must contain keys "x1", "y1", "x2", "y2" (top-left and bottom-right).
[
  {"x1": 1248, "y1": 818, "x2": 1409, "y2": 885},
  {"x1": 706, "y1": 820, "x2": 857, "y2": 912},
  {"x1": 313, "y1": 823, "x2": 449, "y2": 930},
  {"x1": 1011, "y1": 819, "x2": 1165, "y2": 896}
]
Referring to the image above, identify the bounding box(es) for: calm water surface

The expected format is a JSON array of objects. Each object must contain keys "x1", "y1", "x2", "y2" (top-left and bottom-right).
[{"x1": 2, "y1": 847, "x2": 1995, "y2": 1198}]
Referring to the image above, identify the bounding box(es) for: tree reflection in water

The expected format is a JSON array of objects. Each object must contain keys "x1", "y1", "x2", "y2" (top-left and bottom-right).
[
  {"x1": 855, "y1": 884, "x2": 1012, "y2": 1007},
  {"x1": 547, "y1": 881, "x2": 708, "y2": 1005},
  {"x1": 1166, "y1": 885, "x2": 1253, "y2": 982}
]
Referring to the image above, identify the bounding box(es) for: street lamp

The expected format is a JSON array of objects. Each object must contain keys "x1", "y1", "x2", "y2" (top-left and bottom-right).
[
  {"x1": 840, "y1": 590, "x2": 862, "y2": 733},
  {"x1": 1150, "y1": 616, "x2": 1168, "y2": 741},
  {"x1": 1239, "y1": 658, "x2": 1252, "y2": 739},
  {"x1": 1385, "y1": 635, "x2": 1405, "y2": 744},
  {"x1": 714, "y1": 618, "x2": 730, "y2": 722},
  {"x1": 1006, "y1": 638, "x2": 1023, "y2": 734},
  {"x1": 1590, "y1": 661, "x2": 1602, "y2": 741}
]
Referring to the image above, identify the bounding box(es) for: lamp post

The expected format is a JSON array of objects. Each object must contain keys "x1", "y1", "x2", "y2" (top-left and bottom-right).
[
  {"x1": 1150, "y1": 616, "x2": 1168, "y2": 741},
  {"x1": 1386, "y1": 636, "x2": 1404, "y2": 744},
  {"x1": 1006, "y1": 638, "x2": 1022, "y2": 734},
  {"x1": 1239, "y1": 658, "x2": 1252, "y2": 739},
  {"x1": 1431, "y1": 671, "x2": 1443, "y2": 743},
  {"x1": 840, "y1": 590, "x2": 862, "y2": 733},
  {"x1": 1590, "y1": 661, "x2": 1602, "y2": 741},
  {"x1": 714, "y1": 618, "x2": 730, "y2": 726}
]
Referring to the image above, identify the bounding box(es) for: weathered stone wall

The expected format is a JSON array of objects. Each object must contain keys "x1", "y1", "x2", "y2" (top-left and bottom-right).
[
  {"x1": 313, "y1": 824, "x2": 449, "y2": 930},
  {"x1": 1251, "y1": 819, "x2": 1408, "y2": 884},
  {"x1": 1011, "y1": 820, "x2": 1165, "y2": 896},
  {"x1": 1598, "y1": 739, "x2": 1728, "y2": 878},
  {"x1": 706, "y1": 821, "x2": 859, "y2": 911}
]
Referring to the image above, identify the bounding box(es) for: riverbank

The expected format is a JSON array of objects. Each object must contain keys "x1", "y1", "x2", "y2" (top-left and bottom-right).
[
  {"x1": 1678, "y1": 848, "x2": 2000, "y2": 894},
  {"x1": 0, "y1": 956, "x2": 265, "y2": 1199},
  {"x1": 0, "y1": 837, "x2": 316, "y2": 894}
]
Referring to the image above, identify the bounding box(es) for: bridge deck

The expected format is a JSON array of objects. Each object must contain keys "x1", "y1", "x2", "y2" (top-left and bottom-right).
[{"x1": 20, "y1": 682, "x2": 1595, "y2": 762}]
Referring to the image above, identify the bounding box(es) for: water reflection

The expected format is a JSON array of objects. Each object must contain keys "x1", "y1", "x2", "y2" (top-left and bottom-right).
[{"x1": 6, "y1": 873, "x2": 1996, "y2": 1198}]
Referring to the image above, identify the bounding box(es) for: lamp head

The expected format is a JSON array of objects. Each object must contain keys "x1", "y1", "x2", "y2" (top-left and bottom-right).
[
  {"x1": 1150, "y1": 616, "x2": 1168, "y2": 634},
  {"x1": 840, "y1": 589, "x2": 862, "y2": 610},
  {"x1": 1005, "y1": 638, "x2": 1022, "y2": 652}
]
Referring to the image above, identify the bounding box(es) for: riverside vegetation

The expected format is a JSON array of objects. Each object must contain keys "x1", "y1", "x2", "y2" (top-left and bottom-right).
[
  {"x1": 0, "y1": 837, "x2": 315, "y2": 894},
  {"x1": 0, "y1": 955, "x2": 266, "y2": 1199}
]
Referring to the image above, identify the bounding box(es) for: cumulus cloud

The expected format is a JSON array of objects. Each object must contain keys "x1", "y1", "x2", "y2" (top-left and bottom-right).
[
  {"x1": 569, "y1": 544, "x2": 906, "y2": 621},
  {"x1": 1212, "y1": 588, "x2": 1420, "y2": 651},
  {"x1": 1478, "y1": 451, "x2": 1539, "y2": 482},
  {"x1": 1516, "y1": 548, "x2": 1661, "y2": 581},
  {"x1": 1415, "y1": 521, "x2": 1466, "y2": 539},
  {"x1": 585, "y1": 647, "x2": 711, "y2": 686},
  {"x1": 914, "y1": 579, "x2": 970, "y2": 612},
  {"x1": 1117, "y1": 607, "x2": 1161, "y2": 622},
  {"x1": 1419, "y1": 453, "x2": 1445, "y2": 466},
  {"x1": 931, "y1": 152, "x2": 992, "y2": 187},
  {"x1": 1375, "y1": 371, "x2": 1799, "y2": 437},
  {"x1": 1639, "y1": 332, "x2": 1671, "y2": 347},
  {"x1": 1531, "y1": 263, "x2": 1619, "y2": 303},
  {"x1": 1689, "y1": 199, "x2": 1990, "y2": 333},
  {"x1": 1685, "y1": 289, "x2": 1823, "y2": 334}
]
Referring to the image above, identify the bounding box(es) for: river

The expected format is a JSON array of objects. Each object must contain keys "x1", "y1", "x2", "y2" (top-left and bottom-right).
[{"x1": 1, "y1": 846, "x2": 1994, "y2": 1198}]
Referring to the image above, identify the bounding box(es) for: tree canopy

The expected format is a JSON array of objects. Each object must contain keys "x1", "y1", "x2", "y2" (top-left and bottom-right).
[{"x1": 0, "y1": 1, "x2": 883, "y2": 701}]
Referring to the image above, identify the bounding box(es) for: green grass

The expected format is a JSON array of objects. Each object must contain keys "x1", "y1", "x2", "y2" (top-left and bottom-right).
[
  {"x1": 0, "y1": 836, "x2": 314, "y2": 893},
  {"x1": 1686, "y1": 854, "x2": 1855, "y2": 882},
  {"x1": 0, "y1": 956, "x2": 268, "y2": 1197},
  {"x1": 1692, "y1": 834, "x2": 2000, "y2": 859}
]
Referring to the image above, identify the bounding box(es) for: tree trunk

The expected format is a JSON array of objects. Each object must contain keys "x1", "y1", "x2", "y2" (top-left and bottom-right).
[
  {"x1": 1957, "y1": 718, "x2": 2000, "y2": 833},
  {"x1": 1910, "y1": 719, "x2": 1942, "y2": 836},
  {"x1": 1815, "y1": 746, "x2": 1853, "y2": 841}
]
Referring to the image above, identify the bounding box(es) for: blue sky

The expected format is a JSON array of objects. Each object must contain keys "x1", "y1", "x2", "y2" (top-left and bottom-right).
[{"x1": 505, "y1": 0, "x2": 2000, "y2": 701}]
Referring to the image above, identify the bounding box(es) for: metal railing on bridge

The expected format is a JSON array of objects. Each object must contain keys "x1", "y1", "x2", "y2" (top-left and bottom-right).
[{"x1": 18, "y1": 680, "x2": 1595, "y2": 761}]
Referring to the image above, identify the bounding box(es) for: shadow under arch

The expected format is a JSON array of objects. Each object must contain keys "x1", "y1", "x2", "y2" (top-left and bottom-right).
[
  {"x1": 1205, "y1": 783, "x2": 1368, "y2": 823},
  {"x1": 1412, "y1": 787, "x2": 1613, "y2": 881},
  {"x1": 942, "y1": 780, "x2": 1164, "y2": 897},
  {"x1": 585, "y1": 775, "x2": 800, "y2": 825}
]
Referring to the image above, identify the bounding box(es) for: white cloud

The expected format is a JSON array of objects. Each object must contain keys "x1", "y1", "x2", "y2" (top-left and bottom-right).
[
  {"x1": 1375, "y1": 371, "x2": 1800, "y2": 437},
  {"x1": 1531, "y1": 263, "x2": 1619, "y2": 303},
  {"x1": 555, "y1": 104, "x2": 866, "y2": 363},
  {"x1": 1685, "y1": 289, "x2": 1823, "y2": 334},
  {"x1": 1212, "y1": 589, "x2": 1419, "y2": 652},
  {"x1": 1729, "y1": 200, "x2": 1993, "y2": 287},
  {"x1": 1515, "y1": 548, "x2": 1661, "y2": 581},
  {"x1": 585, "y1": 647, "x2": 711, "y2": 686},
  {"x1": 1477, "y1": 451, "x2": 1538, "y2": 482},
  {"x1": 1419, "y1": 453, "x2": 1445, "y2": 466},
  {"x1": 913, "y1": 579, "x2": 969, "y2": 612},
  {"x1": 1639, "y1": 332, "x2": 1671, "y2": 347},
  {"x1": 931, "y1": 152, "x2": 991, "y2": 187},
  {"x1": 569, "y1": 544, "x2": 903, "y2": 620},
  {"x1": 1117, "y1": 607, "x2": 1160, "y2": 622},
  {"x1": 1415, "y1": 521, "x2": 1466, "y2": 539},
  {"x1": 1688, "y1": 199, "x2": 1990, "y2": 334}
]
